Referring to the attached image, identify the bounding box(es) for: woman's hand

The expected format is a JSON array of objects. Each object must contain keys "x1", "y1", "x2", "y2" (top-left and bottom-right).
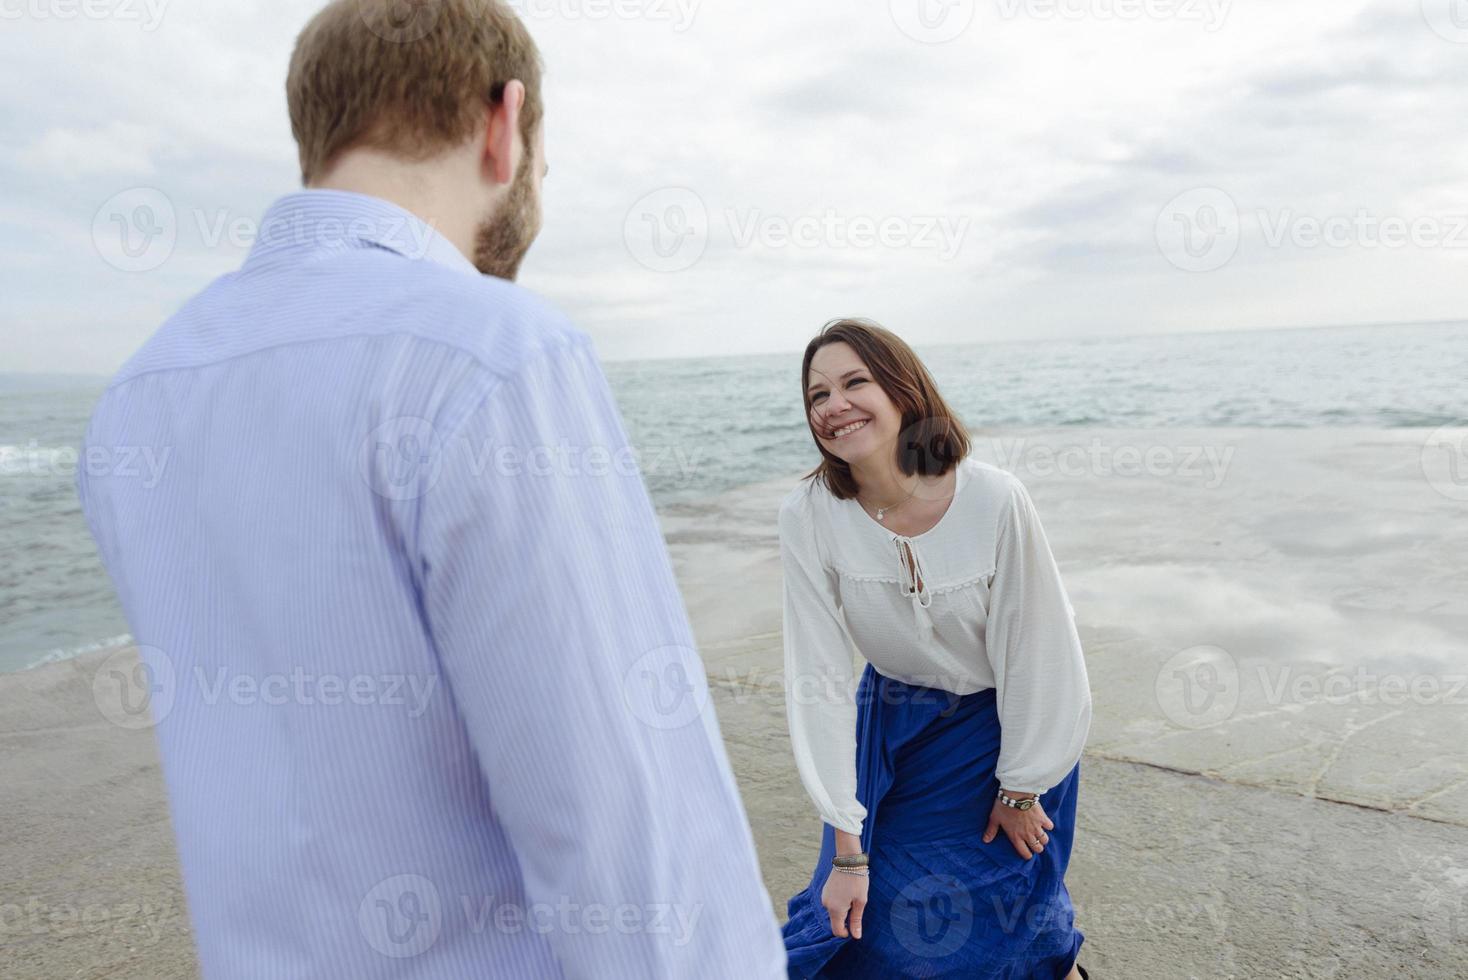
[
  {"x1": 983, "y1": 793, "x2": 1055, "y2": 860},
  {"x1": 821, "y1": 867, "x2": 868, "y2": 939},
  {"x1": 823, "y1": 828, "x2": 868, "y2": 939}
]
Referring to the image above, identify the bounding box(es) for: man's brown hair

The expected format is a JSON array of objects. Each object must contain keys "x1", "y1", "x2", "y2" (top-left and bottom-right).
[
  {"x1": 286, "y1": 0, "x2": 544, "y2": 185},
  {"x1": 799, "y1": 318, "x2": 971, "y2": 500}
]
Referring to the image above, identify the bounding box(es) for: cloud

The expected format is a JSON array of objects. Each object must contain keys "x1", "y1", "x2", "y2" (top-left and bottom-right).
[
  {"x1": 11, "y1": 122, "x2": 166, "y2": 179},
  {"x1": 2, "y1": 0, "x2": 1466, "y2": 373}
]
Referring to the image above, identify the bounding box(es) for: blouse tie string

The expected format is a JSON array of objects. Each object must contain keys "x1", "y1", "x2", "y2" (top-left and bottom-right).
[{"x1": 892, "y1": 535, "x2": 935, "y2": 643}]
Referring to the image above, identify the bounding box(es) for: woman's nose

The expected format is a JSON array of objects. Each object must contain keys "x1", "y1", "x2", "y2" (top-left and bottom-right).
[{"x1": 823, "y1": 390, "x2": 852, "y2": 414}]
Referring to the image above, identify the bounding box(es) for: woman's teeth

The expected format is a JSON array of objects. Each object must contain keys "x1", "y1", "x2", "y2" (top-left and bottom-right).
[{"x1": 833, "y1": 420, "x2": 869, "y2": 438}]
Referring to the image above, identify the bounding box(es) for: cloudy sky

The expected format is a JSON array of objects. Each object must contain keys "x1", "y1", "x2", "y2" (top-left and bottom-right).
[{"x1": 3, "y1": 0, "x2": 1468, "y2": 374}]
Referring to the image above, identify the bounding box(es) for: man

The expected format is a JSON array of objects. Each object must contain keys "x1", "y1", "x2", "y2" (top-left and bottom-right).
[{"x1": 75, "y1": 1, "x2": 786, "y2": 976}]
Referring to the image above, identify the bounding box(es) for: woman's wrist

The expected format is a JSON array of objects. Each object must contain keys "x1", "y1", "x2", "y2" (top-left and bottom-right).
[{"x1": 833, "y1": 827, "x2": 864, "y2": 857}]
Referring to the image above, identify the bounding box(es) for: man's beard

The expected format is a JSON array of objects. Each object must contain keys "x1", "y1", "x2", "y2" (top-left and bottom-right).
[{"x1": 473, "y1": 154, "x2": 540, "y2": 280}]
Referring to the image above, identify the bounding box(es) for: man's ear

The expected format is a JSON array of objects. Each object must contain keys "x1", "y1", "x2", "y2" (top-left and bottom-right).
[{"x1": 484, "y1": 80, "x2": 526, "y2": 187}]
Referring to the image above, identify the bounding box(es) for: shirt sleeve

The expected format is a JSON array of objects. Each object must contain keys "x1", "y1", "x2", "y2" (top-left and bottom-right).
[
  {"x1": 778, "y1": 489, "x2": 867, "y2": 838},
  {"x1": 984, "y1": 474, "x2": 1093, "y2": 796},
  {"x1": 415, "y1": 336, "x2": 786, "y2": 978}
]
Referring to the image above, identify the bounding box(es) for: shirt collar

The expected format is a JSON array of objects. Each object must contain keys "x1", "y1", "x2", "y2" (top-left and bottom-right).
[{"x1": 242, "y1": 188, "x2": 479, "y2": 277}]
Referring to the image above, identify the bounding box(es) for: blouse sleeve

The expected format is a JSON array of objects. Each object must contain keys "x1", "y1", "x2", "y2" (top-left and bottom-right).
[
  {"x1": 778, "y1": 489, "x2": 867, "y2": 838},
  {"x1": 984, "y1": 474, "x2": 1093, "y2": 796}
]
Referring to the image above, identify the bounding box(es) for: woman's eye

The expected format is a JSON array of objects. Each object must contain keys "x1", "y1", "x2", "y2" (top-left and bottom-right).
[{"x1": 810, "y1": 378, "x2": 866, "y2": 403}]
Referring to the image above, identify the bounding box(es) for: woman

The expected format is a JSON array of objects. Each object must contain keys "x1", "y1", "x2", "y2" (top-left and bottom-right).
[{"x1": 779, "y1": 318, "x2": 1094, "y2": 979}]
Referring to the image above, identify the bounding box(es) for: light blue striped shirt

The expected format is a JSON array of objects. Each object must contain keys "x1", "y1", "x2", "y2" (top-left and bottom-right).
[{"x1": 76, "y1": 189, "x2": 787, "y2": 979}]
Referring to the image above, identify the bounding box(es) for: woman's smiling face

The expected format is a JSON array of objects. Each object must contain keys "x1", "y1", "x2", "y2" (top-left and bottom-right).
[{"x1": 806, "y1": 341, "x2": 902, "y2": 466}]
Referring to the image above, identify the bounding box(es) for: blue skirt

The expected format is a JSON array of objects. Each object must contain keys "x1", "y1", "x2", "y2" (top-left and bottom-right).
[{"x1": 782, "y1": 664, "x2": 1084, "y2": 979}]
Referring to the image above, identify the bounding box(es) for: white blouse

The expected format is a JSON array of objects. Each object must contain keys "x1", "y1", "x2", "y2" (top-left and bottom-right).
[{"x1": 778, "y1": 456, "x2": 1093, "y2": 838}]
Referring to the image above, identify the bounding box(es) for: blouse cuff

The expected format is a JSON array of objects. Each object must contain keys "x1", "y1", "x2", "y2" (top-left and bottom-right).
[{"x1": 995, "y1": 779, "x2": 1047, "y2": 796}]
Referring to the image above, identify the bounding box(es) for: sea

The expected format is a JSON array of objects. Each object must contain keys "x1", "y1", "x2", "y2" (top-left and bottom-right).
[{"x1": 2, "y1": 320, "x2": 1465, "y2": 674}]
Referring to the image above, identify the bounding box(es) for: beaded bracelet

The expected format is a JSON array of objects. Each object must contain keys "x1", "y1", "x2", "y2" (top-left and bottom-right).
[{"x1": 832, "y1": 866, "x2": 870, "y2": 877}]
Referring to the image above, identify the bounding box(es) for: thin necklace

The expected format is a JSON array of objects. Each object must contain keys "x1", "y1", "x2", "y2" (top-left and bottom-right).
[{"x1": 862, "y1": 478, "x2": 919, "y2": 523}]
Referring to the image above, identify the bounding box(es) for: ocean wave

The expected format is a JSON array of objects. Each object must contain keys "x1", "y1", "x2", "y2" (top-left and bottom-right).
[{"x1": 24, "y1": 633, "x2": 134, "y2": 672}]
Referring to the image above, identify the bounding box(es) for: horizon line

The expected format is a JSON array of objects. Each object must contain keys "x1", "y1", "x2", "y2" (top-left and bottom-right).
[{"x1": 4, "y1": 315, "x2": 1464, "y2": 378}]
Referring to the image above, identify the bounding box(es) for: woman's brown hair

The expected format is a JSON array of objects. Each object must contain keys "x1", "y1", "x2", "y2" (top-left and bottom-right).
[{"x1": 799, "y1": 318, "x2": 971, "y2": 500}]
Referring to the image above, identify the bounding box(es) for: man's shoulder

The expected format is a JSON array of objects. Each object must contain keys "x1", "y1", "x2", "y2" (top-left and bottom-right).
[
  {"x1": 369, "y1": 257, "x2": 589, "y2": 379},
  {"x1": 109, "y1": 254, "x2": 589, "y2": 390}
]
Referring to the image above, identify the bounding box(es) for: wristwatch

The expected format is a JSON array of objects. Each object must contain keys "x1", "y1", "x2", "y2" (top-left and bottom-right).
[{"x1": 997, "y1": 790, "x2": 1037, "y2": 811}]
